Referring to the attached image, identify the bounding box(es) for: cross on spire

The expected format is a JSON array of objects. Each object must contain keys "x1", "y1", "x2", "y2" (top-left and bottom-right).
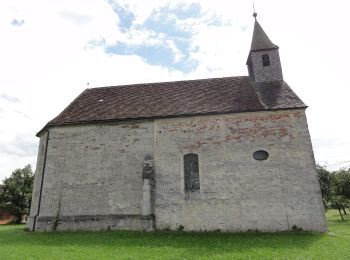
[{"x1": 253, "y1": 4, "x2": 257, "y2": 21}]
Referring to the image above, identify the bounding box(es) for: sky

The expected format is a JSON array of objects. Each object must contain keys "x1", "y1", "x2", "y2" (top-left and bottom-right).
[{"x1": 0, "y1": 0, "x2": 349, "y2": 181}]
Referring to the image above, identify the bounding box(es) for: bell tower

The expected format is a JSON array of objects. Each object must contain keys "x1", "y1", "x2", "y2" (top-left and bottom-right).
[{"x1": 246, "y1": 12, "x2": 283, "y2": 82}]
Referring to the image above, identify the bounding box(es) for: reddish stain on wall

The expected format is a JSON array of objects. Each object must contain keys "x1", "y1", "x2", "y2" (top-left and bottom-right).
[{"x1": 159, "y1": 110, "x2": 302, "y2": 151}]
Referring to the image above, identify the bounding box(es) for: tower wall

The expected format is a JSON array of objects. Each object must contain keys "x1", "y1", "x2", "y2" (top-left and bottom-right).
[{"x1": 249, "y1": 49, "x2": 283, "y2": 82}]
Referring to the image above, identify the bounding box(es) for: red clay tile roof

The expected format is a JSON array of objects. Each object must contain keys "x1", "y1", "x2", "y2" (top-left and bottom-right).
[{"x1": 40, "y1": 76, "x2": 306, "y2": 134}]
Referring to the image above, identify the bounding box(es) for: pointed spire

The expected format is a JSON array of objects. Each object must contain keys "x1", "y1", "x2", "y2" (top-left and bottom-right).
[
  {"x1": 250, "y1": 18, "x2": 278, "y2": 51},
  {"x1": 246, "y1": 12, "x2": 283, "y2": 82},
  {"x1": 253, "y1": 4, "x2": 257, "y2": 21}
]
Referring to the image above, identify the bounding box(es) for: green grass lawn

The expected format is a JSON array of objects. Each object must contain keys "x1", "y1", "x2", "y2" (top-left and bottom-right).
[{"x1": 0, "y1": 211, "x2": 349, "y2": 260}]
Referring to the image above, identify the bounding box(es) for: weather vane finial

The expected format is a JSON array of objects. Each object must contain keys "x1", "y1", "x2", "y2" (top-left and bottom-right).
[{"x1": 253, "y1": 3, "x2": 257, "y2": 21}]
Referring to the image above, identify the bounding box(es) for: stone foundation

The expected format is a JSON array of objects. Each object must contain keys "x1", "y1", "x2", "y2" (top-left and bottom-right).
[{"x1": 30, "y1": 214, "x2": 154, "y2": 232}]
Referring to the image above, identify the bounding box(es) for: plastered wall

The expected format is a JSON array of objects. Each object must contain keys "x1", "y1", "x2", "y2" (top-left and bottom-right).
[
  {"x1": 28, "y1": 109, "x2": 326, "y2": 232},
  {"x1": 154, "y1": 109, "x2": 326, "y2": 232},
  {"x1": 29, "y1": 121, "x2": 153, "y2": 231}
]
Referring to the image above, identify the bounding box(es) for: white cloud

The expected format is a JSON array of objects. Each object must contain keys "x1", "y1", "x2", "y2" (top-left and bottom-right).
[
  {"x1": 59, "y1": 11, "x2": 93, "y2": 25},
  {"x1": 0, "y1": 0, "x2": 183, "y2": 179},
  {"x1": 0, "y1": 0, "x2": 350, "y2": 180}
]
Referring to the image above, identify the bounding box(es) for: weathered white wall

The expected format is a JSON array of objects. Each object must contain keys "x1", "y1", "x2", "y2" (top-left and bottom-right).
[
  {"x1": 29, "y1": 121, "x2": 154, "y2": 231},
  {"x1": 27, "y1": 131, "x2": 48, "y2": 230},
  {"x1": 28, "y1": 108, "x2": 326, "y2": 232},
  {"x1": 154, "y1": 109, "x2": 326, "y2": 232}
]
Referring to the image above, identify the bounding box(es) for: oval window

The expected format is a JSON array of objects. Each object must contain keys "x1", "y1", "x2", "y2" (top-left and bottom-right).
[{"x1": 253, "y1": 150, "x2": 269, "y2": 161}]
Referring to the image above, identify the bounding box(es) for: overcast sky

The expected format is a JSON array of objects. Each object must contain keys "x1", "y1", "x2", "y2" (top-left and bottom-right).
[{"x1": 1, "y1": 0, "x2": 349, "y2": 181}]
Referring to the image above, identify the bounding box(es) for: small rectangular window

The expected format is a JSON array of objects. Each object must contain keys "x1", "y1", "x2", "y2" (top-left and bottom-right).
[
  {"x1": 262, "y1": 54, "x2": 270, "y2": 66},
  {"x1": 184, "y1": 154, "x2": 200, "y2": 191}
]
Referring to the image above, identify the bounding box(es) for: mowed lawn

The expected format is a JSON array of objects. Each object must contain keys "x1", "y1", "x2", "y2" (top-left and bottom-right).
[{"x1": 0, "y1": 211, "x2": 349, "y2": 259}]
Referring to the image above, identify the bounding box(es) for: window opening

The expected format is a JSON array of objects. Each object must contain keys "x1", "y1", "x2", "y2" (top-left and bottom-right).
[
  {"x1": 184, "y1": 154, "x2": 200, "y2": 191},
  {"x1": 253, "y1": 150, "x2": 269, "y2": 160},
  {"x1": 262, "y1": 54, "x2": 270, "y2": 66}
]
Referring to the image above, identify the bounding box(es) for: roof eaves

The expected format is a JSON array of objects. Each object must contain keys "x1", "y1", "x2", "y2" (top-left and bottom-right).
[{"x1": 37, "y1": 106, "x2": 307, "y2": 135}]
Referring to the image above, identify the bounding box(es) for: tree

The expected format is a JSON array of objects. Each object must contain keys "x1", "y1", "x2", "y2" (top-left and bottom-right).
[
  {"x1": 333, "y1": 168, "x2": 350, "y2": 199},
  {"x1": 328, "y1": 193, "x2": 349, "y2": 221},
  {"x1": 0, "y1": 165, "x2": 34, "y2": 223},
  {"x1": 317, "y1": 165, "x2": 350, "y2": 220},
  {"x1": 317, "y1": 165, "x2": 332, "y2": 207},
  {"x1": 332, "y1": 168, "x2": 350, "y2": 215}
]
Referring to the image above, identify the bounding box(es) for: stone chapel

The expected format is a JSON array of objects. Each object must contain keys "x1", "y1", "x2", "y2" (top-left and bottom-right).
[{"x1": 28, "y1": 14, "x2": 327, "y2": 232}]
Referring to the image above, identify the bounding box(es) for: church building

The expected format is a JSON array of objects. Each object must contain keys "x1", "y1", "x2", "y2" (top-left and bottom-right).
[{"x1": 28, "y1": 14, "x2": 327, "y2": 232}]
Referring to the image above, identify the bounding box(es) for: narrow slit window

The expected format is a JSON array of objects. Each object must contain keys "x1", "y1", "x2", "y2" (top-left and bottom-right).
[
  {"x1": 262, "y1": 54, "x2": 270, "y2": 66},
  {"x1": 184, "y1": 154, "x2": 200, "y2": 191}
]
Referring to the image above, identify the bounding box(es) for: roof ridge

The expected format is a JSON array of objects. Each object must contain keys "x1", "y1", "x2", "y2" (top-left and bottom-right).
[{"x1": 88, "y1": 76, "x2": 250, "y2": 90}]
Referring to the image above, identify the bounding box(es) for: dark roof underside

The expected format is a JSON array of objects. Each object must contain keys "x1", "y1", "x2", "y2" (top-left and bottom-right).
[{"x1": 43, "y1": 76, "x2": 305, "y2": 133}]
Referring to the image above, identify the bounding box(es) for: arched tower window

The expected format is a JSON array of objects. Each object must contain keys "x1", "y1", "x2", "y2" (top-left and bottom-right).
[{"x1": 184, "y1": 154, "x2": 200, "y2": 191}]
